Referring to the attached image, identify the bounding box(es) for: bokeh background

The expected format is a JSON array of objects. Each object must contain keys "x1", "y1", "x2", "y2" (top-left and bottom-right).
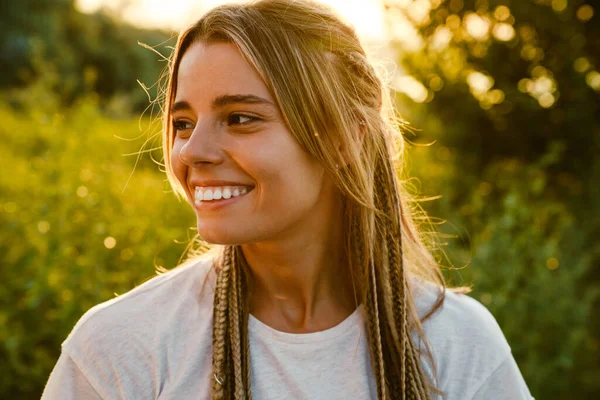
[{"x1": 1, "y1": 0, "x2": 599, "y2": 398}]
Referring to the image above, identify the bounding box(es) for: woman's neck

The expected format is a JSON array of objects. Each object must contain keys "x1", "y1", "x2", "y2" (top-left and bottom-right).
[{"x1": 241, "y1": 198, "x2": 358, "y2": 333}]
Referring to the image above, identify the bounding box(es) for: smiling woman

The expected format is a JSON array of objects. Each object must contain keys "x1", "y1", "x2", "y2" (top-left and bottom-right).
[
  {"x1": 170, "y1": 42, "x2": 336, "y2": 247},
  {"x1": 42, "y1": 1, "x2": 533, "y2": 399}
]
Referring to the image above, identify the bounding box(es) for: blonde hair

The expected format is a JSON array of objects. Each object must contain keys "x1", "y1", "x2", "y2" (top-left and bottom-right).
[{"x1": 161, "y1": 0, "x2": 447, "y2": 398}]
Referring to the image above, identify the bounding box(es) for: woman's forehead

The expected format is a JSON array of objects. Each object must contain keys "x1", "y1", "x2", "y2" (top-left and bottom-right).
[{"x1": 175, "y1": 42, "x2": 274, "y2": 106}]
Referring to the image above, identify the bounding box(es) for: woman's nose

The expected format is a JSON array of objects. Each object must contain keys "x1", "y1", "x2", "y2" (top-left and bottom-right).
[{"x1": 178, "y1": 123, "x2": 224, "y2": 167}]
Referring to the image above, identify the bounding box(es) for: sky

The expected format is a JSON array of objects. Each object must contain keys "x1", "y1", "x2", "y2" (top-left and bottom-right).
[{"x1": 76, "y1": 0, "x2": 387, "y2": 41}]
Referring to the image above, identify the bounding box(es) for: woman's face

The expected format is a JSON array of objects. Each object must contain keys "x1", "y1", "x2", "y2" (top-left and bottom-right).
[{"x1": 170, "y1": 41, "x2": 338, "y2": 245}]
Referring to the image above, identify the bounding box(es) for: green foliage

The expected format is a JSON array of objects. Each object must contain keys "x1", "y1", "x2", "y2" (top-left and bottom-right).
[
  {"x1": 390, "y1": 0, "x2": 600, "y2": 398},
  {"x1": 0, "y1": 0, "x2": 173, "y2": 111},
  {"x1": 0, "y1": 94, "x2": 194, "y2": 398},
  {"x1": 410, "y1": 144, "x2": 599, "y2": 398}
]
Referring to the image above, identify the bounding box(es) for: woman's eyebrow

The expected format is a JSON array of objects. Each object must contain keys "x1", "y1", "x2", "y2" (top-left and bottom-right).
[
  {"x1": 171, "y1": 95, "x2": 276, "y2": 114},
  {"x1": 212, "y1": 94, "x2": 275, "y2": 109},
  {"x1": 171, "y1": 100, "x2": 192, "y2": 113}
]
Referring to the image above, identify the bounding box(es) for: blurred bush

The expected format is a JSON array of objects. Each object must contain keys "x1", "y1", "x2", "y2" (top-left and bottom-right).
[
  {"x1": 0, "y1": 87, "x2": 194, "y2": 397},
  {"x1": 389, "y1": 0, "x2": 600, "y2": 398},
  {"x1": 409, "y1": 143, "x2": 599, "y2": 398},
  {"x1": 0, "y1": 0, "x2": 173, "y2": 111}
]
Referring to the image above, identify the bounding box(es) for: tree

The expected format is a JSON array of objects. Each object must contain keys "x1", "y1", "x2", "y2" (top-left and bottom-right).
[
  {"x1": 0, "y1": 0, "x2": 173, "y2": 111},
  {"x1": 385, "y1": 1, "x2": 599, "y2": 397}
]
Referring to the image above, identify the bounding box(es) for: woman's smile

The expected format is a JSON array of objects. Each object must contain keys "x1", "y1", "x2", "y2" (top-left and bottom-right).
[{"x1": 193, "y1": 185, "x2": 255, "y2": 210}]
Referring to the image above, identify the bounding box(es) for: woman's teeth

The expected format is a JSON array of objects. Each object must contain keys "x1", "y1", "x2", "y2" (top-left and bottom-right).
[{"x1": 194, "y1": 186, "x2": 248, "y2": 203}]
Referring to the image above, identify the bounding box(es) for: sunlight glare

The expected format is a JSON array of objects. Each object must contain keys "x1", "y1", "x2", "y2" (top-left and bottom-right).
[
  {"x1": 76, "y1": 0, "x2": 387, "y2": 41},
  {"x1": 467, "y1": 71, "x2": 494, "y2": 96},
  {"x1": 464, "y1": 13, "x2": 491, "y2": 41},
  {"x1": 392, "y1": 75, "x2": 429, "y2": 103}
]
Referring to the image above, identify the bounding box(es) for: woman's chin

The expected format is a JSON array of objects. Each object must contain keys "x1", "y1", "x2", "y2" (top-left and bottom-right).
[{"x1": 196, "y1": 224, "x2": 250, "y2": 245}]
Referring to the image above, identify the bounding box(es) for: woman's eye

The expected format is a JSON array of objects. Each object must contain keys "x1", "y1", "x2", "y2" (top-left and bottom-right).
[
  {"x1": 172, "y1": 120, "x2": 194, "y2": 132},
  {"x1": 227, "y1": 113, "x2": 259, "y2": 126}
]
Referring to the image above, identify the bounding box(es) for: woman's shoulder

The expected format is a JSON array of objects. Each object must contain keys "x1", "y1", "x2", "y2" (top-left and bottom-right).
[
  {"x1": 55, "y1": 257, "x2": 217, "y2": 399},
  {"x1": 410, "y1": 278, "x2": 518, "y2": 399},
  {"x1": 62, "y1": 256, "x2": 217, "y2": 361},
  {"x1": 411, "y1": 277, "x2": 508, "y2": 344}
]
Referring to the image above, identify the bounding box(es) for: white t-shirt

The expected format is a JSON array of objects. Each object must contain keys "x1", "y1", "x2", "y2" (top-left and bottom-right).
[{"x1": 41, "y1": 258, "x2": 534, "y2": 399}]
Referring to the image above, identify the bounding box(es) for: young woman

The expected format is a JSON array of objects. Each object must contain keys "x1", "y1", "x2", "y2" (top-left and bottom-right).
[{"x1": 42, "y1": 0, "x2": 533, "y2": 399}]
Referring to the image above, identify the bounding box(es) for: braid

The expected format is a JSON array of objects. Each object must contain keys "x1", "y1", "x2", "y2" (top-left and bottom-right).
[
  {"x1": 228, "y1": 247, "x2": 245, "y2": 397},
  {"x1": 358, "y1": 150, "x2": 430, "y2": 400},
  {"x1": 212, "y1": 246, "x2": 252, "y2": 399},
  {"x1": 353, "y1": 217, "x2": 387, "y2": 399},
  {"x1": 238, "y1": 248, "x2": 252, "y2": 396},
  {"x1": 377, "y1": 157, "x2": 407, "y2": 397},
  {"x1": 212, "y1": 246, "x2": 233, "y2": 398}
]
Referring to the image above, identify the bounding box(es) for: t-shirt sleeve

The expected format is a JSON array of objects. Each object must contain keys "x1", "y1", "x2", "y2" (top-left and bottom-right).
[
  {"x1": 41, "y1": 350, "x2": 103, "y2": 400},
  {"x1": 471, "y1": 354, "x2": 535, "y2": 400}
]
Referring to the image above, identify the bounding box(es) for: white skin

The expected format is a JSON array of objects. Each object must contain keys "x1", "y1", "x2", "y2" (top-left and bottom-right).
[{"x1": 170, "y1": 42, "x2": 356, "y2": 333}]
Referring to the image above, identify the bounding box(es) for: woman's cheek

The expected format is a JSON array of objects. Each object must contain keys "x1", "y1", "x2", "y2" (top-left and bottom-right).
[{"x1": 171, "y1": 141, "x2": 189, "y2": 197}]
